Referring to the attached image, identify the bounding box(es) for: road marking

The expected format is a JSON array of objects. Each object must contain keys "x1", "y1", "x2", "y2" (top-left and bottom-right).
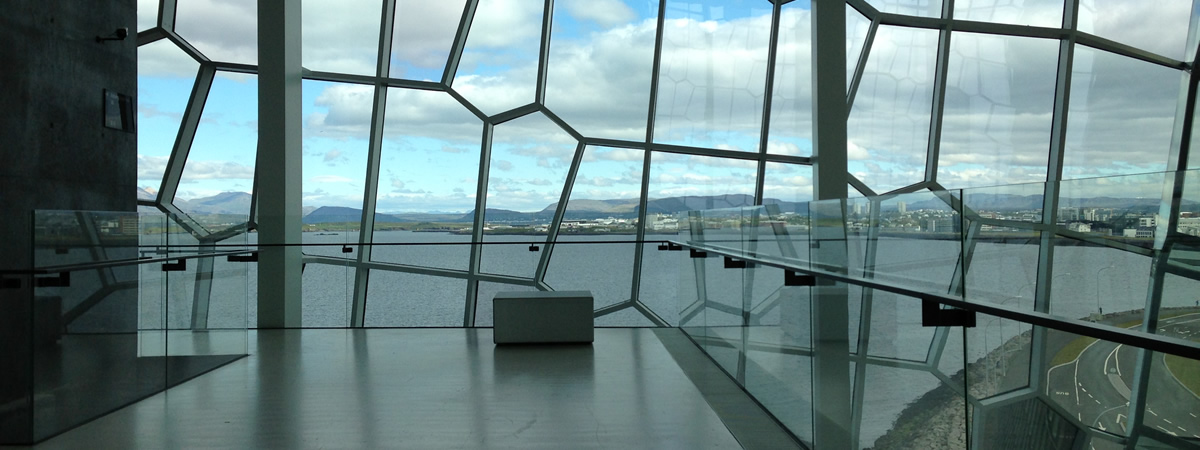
[
  {"x1": 1094, "y1": 399, "x2": 1101, "y2": 405},
  {"x1": 1157, "y1": 425, "x2": 1178, "y2": 437},
  {"x1": 1190, "y1": 412, "x2": 1197, "y2": 418},
  {"x1": 1079, "y1": 413, "x2": 1083, "y2": 421},
  {"x1": 1179, "y1": 426, "x2": 1188, "y2": 432},
  {"x1": 1165, "y1": 418, "x2": 1173, "y2": 424},
  {"x1": 1082, "y1": 387, "x2": 1088, "y2": 393},
  {"x1": 1150, "y1": 409, "x2": 1159, "y2": 417},
  {"x1": 1087, "y1": 393, "x2": 1094, "y2": 399}
]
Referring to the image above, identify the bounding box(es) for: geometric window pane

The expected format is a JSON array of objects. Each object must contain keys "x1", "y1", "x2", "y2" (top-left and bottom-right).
[
  {"x1": 867, "y1": 293, "x2": 936, "y2": 362},
  {"x1": 138, "y1": 40, "x2": 199, "y2": 192},
  {"x1": 938, "y1": 32, "x2": 1058, "y2": 188},
  {"x1": 454, "y1": 0, "x2": 544, "y2": 116},
  {"x1": 544, "y1": 146, "x2": 644, "y2": 311},
  {"x1": 391, "y1": 1, "x2": 468, "y2": 81},
  {"x1": 137, "y1": 0, "x2": 158, "y2": 33},
  {"x1": 847, "y1": 25, "x2": 939, "y2": 194},
  {"x1": 864, "y1": 0, "x2": 943, "y2": 18},
  {"x1": 365, "y1": 271, "x2": 467, "y2": 327},
  {"x1": 1049, "y1": 238, "x2": 1152, "y2": 322},
  {"x1": 762, "y1": 162, "x2": 813, "y2": 208},
  {"x1": 1063, "y1": 45, "x2": 1182, "y2": 179},
  {"x1": 301, "y1": 80, "x2": 370, "y2": 257},
  {"x1": 768, "y1": 3, "x2": 813, "y2": 157},
  {"x1": 545, "y1": 0, "x2": 657, "y2": 141},
  {"x1": 480, "y1": 112, "x2": 576, "y2": 278},
  {"x1": 860, "y1": 366, "x2": 959, "y2": 448},
  {"x1": 953, "y1": 0, "x2": 1063, "y2": 28},
  {"x1": 302, "y1": 0, "x2": 383, "y2": 76},
  {"x1": 1077, "y1": 0, "x2": 1192, "y2": 60},
  {"x1": 301, "y1": 262, "x2": 353, "y2": 327},
  {"x1": 654, "y1": 0, "x2": 772, "y2": 151},
  {"x1": 371, "y1": 88, "x2": 482, "y2": 271},
  {"x1": 174, "y1": 0, "x2": 258, "y2": 64},
  {"x1": 176, "y1": 73, "x2": 259, "y2": 231}
]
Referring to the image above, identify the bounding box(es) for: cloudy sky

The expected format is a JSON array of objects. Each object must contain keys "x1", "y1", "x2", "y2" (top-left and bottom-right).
[{"x1": 136, "y1": 0, "x2": 1196, "y2": 214}]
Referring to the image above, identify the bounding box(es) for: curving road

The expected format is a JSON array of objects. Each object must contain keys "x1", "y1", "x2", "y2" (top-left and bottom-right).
[{"x1": 1046, "y1": 313, "x2": 1200, "y2": 440}]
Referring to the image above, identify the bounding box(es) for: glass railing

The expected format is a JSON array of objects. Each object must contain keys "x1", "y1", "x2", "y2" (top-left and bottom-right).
[
  {"x1": 0, "y1": 210, "x2": 251, "y2": 444},
  {"x1": 671, "y1": 170, "x2": 1200, "y2": 449}
]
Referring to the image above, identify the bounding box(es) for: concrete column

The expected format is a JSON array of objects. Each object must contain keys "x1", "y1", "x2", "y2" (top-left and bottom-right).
[
  {"x1": 256, "y1": 0, "x2": 302, "y2": 328},
  {"x1": 809, "y1": 0, "x2": 853, "y2": 448}
]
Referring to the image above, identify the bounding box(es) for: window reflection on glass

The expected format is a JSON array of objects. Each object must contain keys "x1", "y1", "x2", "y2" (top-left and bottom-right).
[
  {"x1": 1078, "y1": 0, "x2": 1193, "y2": 61},
  {"x1": 138, "y1": 40, "x2": 199, "y2": 194},
  {"x1": 767, "y1": 3, "x2": 813, "y2": 157},
  {"x1": 175, "y1": 0, "x2": 258, "y2": 64},
  {"x1": 1063, "y1": 45, "x2": 1181, "y2": 179},
  {"x1": 938, "y1": 32, "x2": 1058, "y2": 188},
  {"x1": 454, "y1": 0, "x2": 544, "y2": 116},
  {"x1": 371, "y1": 88, "x2": 482, "y2": 271},
  {"x1": 545, "y1": 0, "x2": 658, "y2": 141},
  {"x1": 302, "y1": 0, "x2": 383, "y2": 76},
  {"x1": 954, "y1": 0, "x2": 1063, "y2": 28},
  {"x1": 177, "y1": 73, "x2": 259, "y2": 232},
  {"x1": 391, "y1": 1, "x2": 467, "y2": 81},
  {"x1": 846, "y1": 4, "x2": 870, "y2": 89},
  {"x1": 654, "y1": 0, "x2": 772, "y2": 151},
  {"x1": 847, "y1": 25, "x2": 939, "y2": 194}
]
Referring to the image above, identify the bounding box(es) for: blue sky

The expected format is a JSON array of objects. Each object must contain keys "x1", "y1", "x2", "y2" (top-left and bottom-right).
[{"x1": 136, "y1": 0, "x2": 1195, "y2": 213}]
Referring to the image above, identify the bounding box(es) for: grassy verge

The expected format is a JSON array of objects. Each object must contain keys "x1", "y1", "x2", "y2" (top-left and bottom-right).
[
  {"x1": 1050, "y1": 318, "x2": 1143, "y2": 367},
  {"x1": 1164, "y1": 353, "x2": 1200, "y2": 396}
]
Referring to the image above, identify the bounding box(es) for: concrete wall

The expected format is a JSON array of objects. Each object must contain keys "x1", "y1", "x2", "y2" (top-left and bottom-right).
[{"x1": 0, "y1": 0, "x2": 136, "y2": 444}]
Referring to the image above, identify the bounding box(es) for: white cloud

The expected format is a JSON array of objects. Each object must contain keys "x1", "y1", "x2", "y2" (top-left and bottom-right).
[{"x1": 562, "y1": 0, "x2": 636, "y2": 28}]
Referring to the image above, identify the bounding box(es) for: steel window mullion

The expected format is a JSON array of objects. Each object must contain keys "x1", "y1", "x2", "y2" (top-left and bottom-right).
[
  {"x1": 159, "y1": 65, "x2": 215, "y2": 205},
  {"x1": 536, "y1": 142, "x2": 586, "y2": 283},
  {"x1": 442, "y1": 0, "x2": 479, "y2": 86},
  {"x1": 534, "y1": 0, "x2": 554, "y2": 105},
  {"x1": 628, "y1": 0, "x2": 667, "y2": 318},
  {"x1": 464, "y1": 123, "x2": 494, "y2": 326},
  {"x1": 847, "y1": 15, "x2": 879, "y2": 114},
  {"x1": 924, "y1": 6, "x2": 953, "y2": 184},
  {"x1": 754, "y1": 1, "x2": 783, "y2": 205}
]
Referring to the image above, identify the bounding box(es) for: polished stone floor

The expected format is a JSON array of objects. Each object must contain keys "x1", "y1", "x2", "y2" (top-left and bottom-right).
[{"x1": 16, "y1": 328, "x2": 801, "y2": 449}]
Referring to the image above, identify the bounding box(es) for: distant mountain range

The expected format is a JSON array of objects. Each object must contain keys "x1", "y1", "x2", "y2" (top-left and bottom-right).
[{"x1": 141, "y1": 188, "x2": 1199, "y2": 225}]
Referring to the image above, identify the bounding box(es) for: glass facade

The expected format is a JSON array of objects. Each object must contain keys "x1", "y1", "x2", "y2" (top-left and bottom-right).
[{"x1": 132, "y1": 1, "x2": 1200, "y2": 446}]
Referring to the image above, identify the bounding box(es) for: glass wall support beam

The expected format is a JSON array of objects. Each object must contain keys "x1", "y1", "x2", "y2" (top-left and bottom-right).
[
  {"x1": 810, "y1": 1, "x2": 852, "y2": 448},
  {"x1": 256, "y1": 0, "x2": 304, "y2": 328},
  {"x1": 464, "y1": 124, "x2": 494, "y2": 326},
  {"x1": 630, "y1": 0, "x2": 668, "y2": 312}
]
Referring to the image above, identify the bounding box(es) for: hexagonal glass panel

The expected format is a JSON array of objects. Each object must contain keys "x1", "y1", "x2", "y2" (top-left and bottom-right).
[
  {"x1": 481, "y1": 112, "x2": 577, "y2": 277},
  {"x1": 137, "y1": 0, "x2": 158, "y2": 33},
  {"x1": 1062, "y1": 45, "x2": 1182, "y2": 180},
  {"x1": 938, "y1": 32, "x2": 1058, "y2": 189},
  {"x1": 544, "y1": 146, "x2": 644, "y2": 312},
  {"x1": 847, "y1": 25, "x2": 939, "y2": 194},
  {"x1": 176, "y1": 72, "x2": 258, "y2": 232},
  {"x1": 300, "y1": 80, "x2": 370, "y2": 257},
  {"x1": 954, "y1": 0, "x2": 1063, "y2": 28},
  {"x1": 302, "y1": 0, "x2": 382, "y2": 75},
  {"x1": 138, "y1": 39, "x2": 199, "y2": 194},
  {"x1": 1078, "y1": 0, "x2": 1193, "y2": 61},
  {"x1": 371, "y1": 88, "x2": 483, "y2": 272},
  {"x1": 860, "y1": 365, "x2": 964, "y2": 448},
  {"x1": 545, "y1": 0, "x2": 658, "y2": 141},
  {"x1": 391, "y1": 1, "x2": 468, "y2": 81},
  {"x1": 365, "y1": 271, "x2": 468, "y2": 327},
  {"x1": 301, "y1": 262, "x2": 353, "y2": 327},
  {"x1": 453, "y1": 0, "x2": 544, "y2": 116},
  {"x1": 867, "y1": 292, "x2": 937, "y2": 362},
  {"x1": 653, "y1": 0, "x2": 772, "y2": 151},
  {"x1": 175, "y1": 0, "x2": 258, "y2": 64}
]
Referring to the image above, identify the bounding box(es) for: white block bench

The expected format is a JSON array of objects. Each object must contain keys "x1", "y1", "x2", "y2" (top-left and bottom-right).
[{"x1": 493, "y1": 290, "x2": 594, "y2": 344}]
